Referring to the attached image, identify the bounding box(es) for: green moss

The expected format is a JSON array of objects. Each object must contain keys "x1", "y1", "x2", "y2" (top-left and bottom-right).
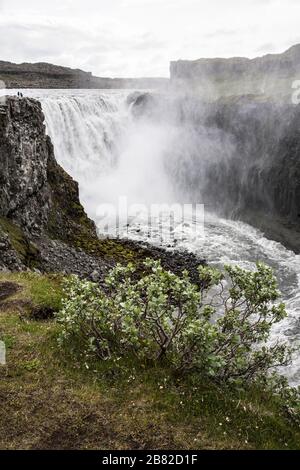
[
  {"x1": 0, "y1": 271, "x2": 64, "y2": 312},
  {"x1": 0, "y1": 217, "x2": 40, "y2": 268},
  {"x1": 47, "y1": 197, "x2": 148, "y2": 265},
  {"x1": 45, "y1": 154, "x2": 146, "y2": 265},
  {"x1": 48, "y1": 214, "x2": 134, "y2": 264},
  {"x1": 22, "y1": 273, "x2": 64, "y2": 311},
  {"x1": 101, "y1": 366, "x2": 300, "y2": 450}
]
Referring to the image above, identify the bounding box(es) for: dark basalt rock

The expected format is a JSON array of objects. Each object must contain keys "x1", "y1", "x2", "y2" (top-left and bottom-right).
[
  {"x1": 112, "y1": 238, "x2": 206, "y2": 287},
  {"x1": 0, "y1": 98, "x2": 50, "y2": 234},
  {"x1": 0, "y1": 97, "x2": 109, "y2": 276},
  {"x1": 0, "y1": 97, "x2": 97, "y2": 239},
  {"x1": 0, "y1": 281, "x2": 21, "y2": 302}
]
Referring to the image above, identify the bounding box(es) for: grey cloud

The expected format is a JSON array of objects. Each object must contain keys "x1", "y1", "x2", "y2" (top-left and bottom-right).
[
  {"x1": 0, "y1": 21, "x2": 91, "y2": 62},
  {"x1": 204, "y1": 29, "x2": 239, "y2": 39},
  {"x1": 0, "y1": 17, "x2": 162, "y2": 74},
  {"x1": 255, "y1": 43, "x2": 277, "y2": 54}
]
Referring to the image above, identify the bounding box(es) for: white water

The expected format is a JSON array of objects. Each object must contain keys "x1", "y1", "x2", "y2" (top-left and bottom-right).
[{"x1": 3, "y1": 89, "x2": 300, "y2": 385}]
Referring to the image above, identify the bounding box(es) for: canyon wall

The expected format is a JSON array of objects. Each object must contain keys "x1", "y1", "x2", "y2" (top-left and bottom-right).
[
  {"x1": 0, "y1": 96, "x2": 110, "y2": 275},
  {"x1": 170, "y1": 44, "x2": 300, "y2": 102}
]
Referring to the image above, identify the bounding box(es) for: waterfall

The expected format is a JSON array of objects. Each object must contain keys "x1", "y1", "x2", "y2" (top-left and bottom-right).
[
  {"x1": 39, "y1": 90, "x2": 179, "y2": 218},
  {"x1": 40, "y1": 91, "x2": 129, "y2": 217}
]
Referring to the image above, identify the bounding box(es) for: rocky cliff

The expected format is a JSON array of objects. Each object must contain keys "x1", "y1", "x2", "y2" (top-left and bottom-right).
[
  {"x1": 0, "y1": 96, "x2": 109, "y2": 275},
  {"x1": 0, "y1": 98, "x2": 54, "y2": 234},
  {"x1": 0, "y1": 96, "x2": 101, "y2": 236},
  {"x1": 170, "y1": 44, "x2": 300, "y2": 102},
  {"x1": 194, "y1": 97, "x2": 300, "y2": 251},
  {"x1": 0, "y1": 61, "x2": 168, "y2": 89}
]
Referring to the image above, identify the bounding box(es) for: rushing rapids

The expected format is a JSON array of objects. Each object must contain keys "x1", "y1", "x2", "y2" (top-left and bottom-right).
[{"x1": 2, "y1": 89, "x2": 300, "y2": 385}]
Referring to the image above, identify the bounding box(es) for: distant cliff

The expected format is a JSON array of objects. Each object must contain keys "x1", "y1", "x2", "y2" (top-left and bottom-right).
[
  {"x1": 170, "y1": 44, "x2": 300, "y2": 102},
  {"x1": 0, "y1": 61, "x2": 168, "y2": 89}
]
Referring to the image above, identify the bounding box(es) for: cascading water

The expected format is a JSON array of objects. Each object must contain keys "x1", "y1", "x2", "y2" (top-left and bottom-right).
[
  {"x1": 40, "y1": 90, "x2": 130, "y2": 216},
  {"x1": 4, "y1": 88, "x2": 300, "y2": 385},
  {"x1": 36, "y1": 90, "x2": 178, "y2": 216}
]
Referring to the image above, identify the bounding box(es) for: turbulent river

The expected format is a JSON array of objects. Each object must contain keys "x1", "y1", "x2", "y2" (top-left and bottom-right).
[{"x1": 3, "y1": 89, "x2": 300, "y2": 385}]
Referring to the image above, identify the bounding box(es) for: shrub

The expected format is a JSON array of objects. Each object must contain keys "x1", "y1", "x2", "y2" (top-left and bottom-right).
[{"x1": 56, "y1": 259, "x2": 293, "y2": 388}]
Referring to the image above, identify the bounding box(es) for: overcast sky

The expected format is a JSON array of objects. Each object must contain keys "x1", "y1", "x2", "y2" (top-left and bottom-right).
[{"x1": 0, "y1": 0, "x2": 300, "y2": 77}]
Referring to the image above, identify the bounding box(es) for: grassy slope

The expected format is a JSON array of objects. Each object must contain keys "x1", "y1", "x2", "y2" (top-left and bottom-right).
[{"x1": 0, "y1": 273, "x2": 299, "y2": 450}]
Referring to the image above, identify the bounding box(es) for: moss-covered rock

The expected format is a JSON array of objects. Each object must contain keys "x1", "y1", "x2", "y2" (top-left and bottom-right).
[{"x1": 0, "y1": 217, "x2": 40, "y2": 268}]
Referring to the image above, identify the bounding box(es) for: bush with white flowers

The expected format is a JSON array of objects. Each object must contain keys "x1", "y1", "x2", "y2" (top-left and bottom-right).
[{"x1": 56, "y1": 259, "x2": 292, "y2": 385}]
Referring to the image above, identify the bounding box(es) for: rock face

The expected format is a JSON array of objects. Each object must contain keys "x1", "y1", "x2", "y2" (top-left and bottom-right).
[
  {"x1": 0, "y1": 96, "x2": 107, "y2": 275},
  {"x1": 0, "y1": 98, "x2": 51, "y2": 234},
  {"x1": 200, "y1": 99, "x2": 300, "y2": 223},
  {"x1": 0, "y1": 60, "x2": 168, "y2": 89},
  {"x1": 170, "y1": 44, "x2": 300, "y2": 102},
  {"x1": 0, "y1": 97, "x2": 96, "y2": 238}
]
